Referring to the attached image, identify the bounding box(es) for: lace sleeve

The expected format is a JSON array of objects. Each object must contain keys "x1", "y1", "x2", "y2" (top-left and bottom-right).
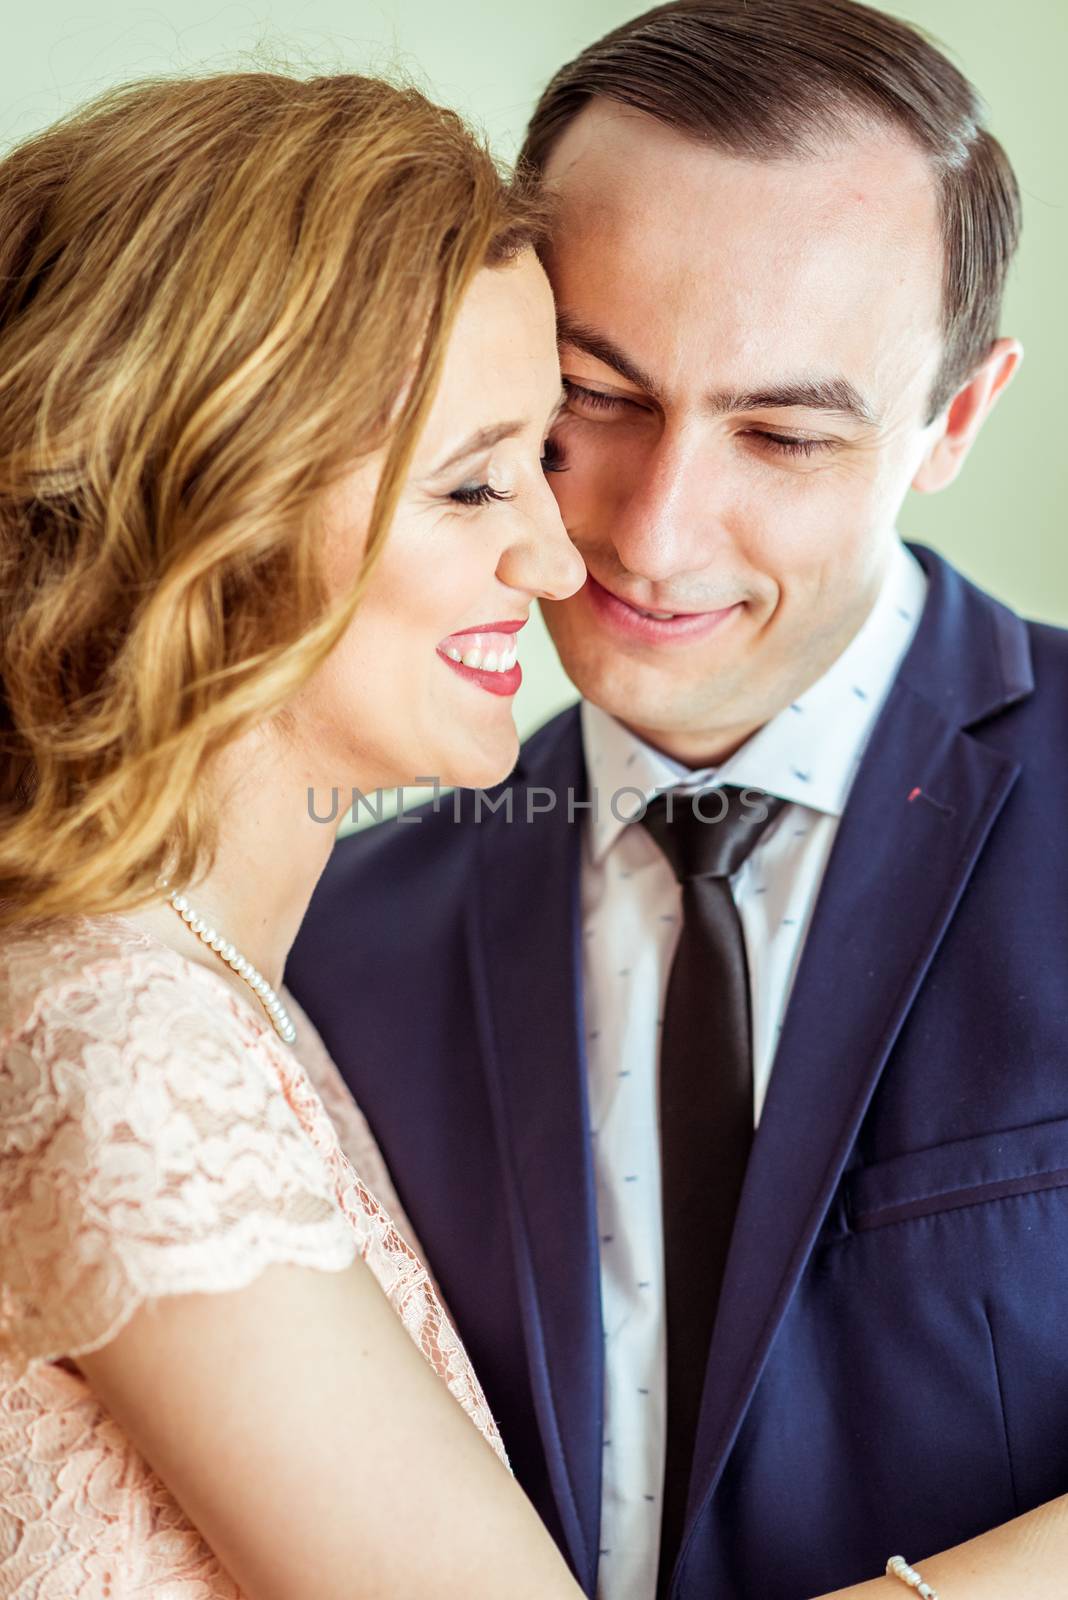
[{"x1": 0, "y1": 955, "x2": 358, "y2": 1376}]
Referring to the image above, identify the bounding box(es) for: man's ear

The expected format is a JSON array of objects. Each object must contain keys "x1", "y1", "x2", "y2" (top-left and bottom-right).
[{"x1": 912, "y1": 337, "x2": 1022, "y2": 494}]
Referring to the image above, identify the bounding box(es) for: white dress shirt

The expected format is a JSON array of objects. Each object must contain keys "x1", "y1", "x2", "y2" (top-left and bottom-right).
[{"x1": 580, "y1": 536, "x2": 928, "y2": 1600}]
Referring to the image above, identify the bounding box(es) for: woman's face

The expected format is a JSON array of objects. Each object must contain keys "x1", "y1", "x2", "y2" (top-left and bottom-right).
[{"x1": 292, "y1": 249, "x2": 583, "y2": 794}]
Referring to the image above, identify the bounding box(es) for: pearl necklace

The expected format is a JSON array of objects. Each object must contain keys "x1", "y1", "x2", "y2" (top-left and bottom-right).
[{"x1": 158, "y1": 878, "x2": 297, "y2": 1045}]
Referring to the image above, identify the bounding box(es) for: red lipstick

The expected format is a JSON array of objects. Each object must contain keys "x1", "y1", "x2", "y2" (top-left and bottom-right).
[{"x1": 436, "y1": 618, "x2": 527, "y2": 699}]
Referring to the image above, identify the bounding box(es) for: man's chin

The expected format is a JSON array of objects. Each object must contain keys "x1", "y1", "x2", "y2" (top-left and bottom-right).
[
  {"x1": 557, "y1": 651, "x2": 701, "y2": 737},
  {"x1": 549, "y1": 638, "x2": 774, "y2": 763}
]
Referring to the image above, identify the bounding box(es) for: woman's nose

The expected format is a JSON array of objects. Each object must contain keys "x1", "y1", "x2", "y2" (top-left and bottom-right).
[{"x1": 501, "y1": 478, "x2": 586, "y2": 601}]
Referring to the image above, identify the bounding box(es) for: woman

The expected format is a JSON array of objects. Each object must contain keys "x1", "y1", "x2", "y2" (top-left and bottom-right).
[{"x1": 0, "y1": 70, "x2": 589, "y2": 1598}]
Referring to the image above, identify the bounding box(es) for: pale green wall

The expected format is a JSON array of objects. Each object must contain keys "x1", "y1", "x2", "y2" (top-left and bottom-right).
[{"x1": 4, "y1": 0, "x2": 1063, "y2": 750}]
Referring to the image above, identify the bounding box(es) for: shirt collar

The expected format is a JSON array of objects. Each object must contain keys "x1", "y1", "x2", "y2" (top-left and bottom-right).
[{"x1": 581, "y1": 536, "x2": 928, "y2": 865}]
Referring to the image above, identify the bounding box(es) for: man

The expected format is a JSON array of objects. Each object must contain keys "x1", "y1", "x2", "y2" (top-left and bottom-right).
[{"x1": 287, "y1": 3, "x2": 1068, "y2": 1596}]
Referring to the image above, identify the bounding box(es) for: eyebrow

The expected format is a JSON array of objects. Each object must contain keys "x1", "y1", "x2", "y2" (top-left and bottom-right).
[
  {"x1": 556, "y1": 311, "x2": 878, "y2": 427},
  {"x1": 434, "y1": 421, "x2": 526, "y2": 475},
  {"x1": 433, "y1": 388, "x2": 568, "y2": 477}
]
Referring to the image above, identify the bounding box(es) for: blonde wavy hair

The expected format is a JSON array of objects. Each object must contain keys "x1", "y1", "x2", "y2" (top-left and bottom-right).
[{"x1": 0, "y1": 71, "x2": 544, "y2": 930}]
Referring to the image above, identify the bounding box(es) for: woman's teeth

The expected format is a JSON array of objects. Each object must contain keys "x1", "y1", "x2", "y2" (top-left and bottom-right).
[
  {"x1": 636, "y1": 607, "x2": 678, "y2": 620},
  {"x1": 444, "y1": 642, "x2": 518, "y2": 673}
]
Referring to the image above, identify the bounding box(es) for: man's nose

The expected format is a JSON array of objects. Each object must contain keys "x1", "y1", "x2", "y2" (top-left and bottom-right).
[{"x1": 610, "y1": 425, "x2": 726, "y2": 584}]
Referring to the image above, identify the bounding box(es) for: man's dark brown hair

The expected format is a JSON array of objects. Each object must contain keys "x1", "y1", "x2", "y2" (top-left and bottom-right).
[{"x1": 520, "y1": 0, "x2": 1021, "y2": 420}]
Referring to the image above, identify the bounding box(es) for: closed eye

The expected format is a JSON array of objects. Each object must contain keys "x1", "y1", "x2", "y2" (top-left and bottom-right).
[
  {"x1": 449, "y1": 483, "x2": 516, "y2": 507},
  {"x1": 562, "y1": 379, "x2": 634, "y2": 414},
  {"x1": 745, "y1": 431, "x2": 838, "y2": 458},
  {"x1": 566, "y1": 380, "x2": 840, "y2": 451},
  {"x1": 564, "y1": 379, "x2": 841, "y2": 461}
]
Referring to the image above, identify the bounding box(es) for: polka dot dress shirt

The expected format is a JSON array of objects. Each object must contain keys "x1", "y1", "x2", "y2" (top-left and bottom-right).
[{"x1": 579, "y1": 536, "x2": 928, "y2": 1599}]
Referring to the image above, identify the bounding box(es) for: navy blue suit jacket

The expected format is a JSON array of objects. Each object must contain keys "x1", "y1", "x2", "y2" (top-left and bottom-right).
[{"x1": 285, "y1": 545, "x2": 1068, "y2": 1599}]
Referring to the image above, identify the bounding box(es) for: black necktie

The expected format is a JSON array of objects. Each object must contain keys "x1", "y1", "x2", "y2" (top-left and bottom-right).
[{"x1": 639, "y1": 784, "x2": 788, "y2": 1597}]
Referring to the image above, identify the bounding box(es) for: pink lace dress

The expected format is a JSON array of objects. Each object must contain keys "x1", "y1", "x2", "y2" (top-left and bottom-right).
[{"x1": 0, "y1": 913, "x2": 507, "y2": 1598}]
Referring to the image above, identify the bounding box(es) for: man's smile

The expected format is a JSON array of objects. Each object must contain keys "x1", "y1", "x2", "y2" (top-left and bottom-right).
[{"x1": 578, "y1": 570, "x2": 745, "y2": 645}]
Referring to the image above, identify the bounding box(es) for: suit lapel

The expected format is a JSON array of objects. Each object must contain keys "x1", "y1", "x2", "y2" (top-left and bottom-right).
[
  {"x1": 679, "y1": 548, "x2": 1033, "y2": 1569},
  {"x1": 466, "y1": 708, "x2": 603, "y2": 1592}
]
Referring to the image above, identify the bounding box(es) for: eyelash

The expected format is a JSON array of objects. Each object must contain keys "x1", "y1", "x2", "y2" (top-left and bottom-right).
[
  {"x1": 561, "y1": 380, "x2": 836, "y2": 458},
  {"x1": 749, "y1": 432, "x2": 832, "y2": 458},
  {"x1": 449, "y1": 483, "x2": 515, "y2": 508},
  {"x1": 448, "y1": 439, "x2": 570, "y2": 506}
]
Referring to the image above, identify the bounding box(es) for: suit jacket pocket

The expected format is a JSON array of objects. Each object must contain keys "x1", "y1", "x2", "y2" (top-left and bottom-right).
[{"x1": 846, "y1": 1114, "x2": 1068, "y2": 1232}]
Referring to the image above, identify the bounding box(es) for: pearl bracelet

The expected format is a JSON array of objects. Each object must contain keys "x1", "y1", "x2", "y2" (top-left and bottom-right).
[{"x1": 886, "y1": 1555, "x2": 939, "y2": 1598}]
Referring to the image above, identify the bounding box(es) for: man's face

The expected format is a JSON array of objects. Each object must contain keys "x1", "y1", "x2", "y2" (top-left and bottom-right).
[{"x1": 539, "y1": 102, "x2": 947, "y2": 764}]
